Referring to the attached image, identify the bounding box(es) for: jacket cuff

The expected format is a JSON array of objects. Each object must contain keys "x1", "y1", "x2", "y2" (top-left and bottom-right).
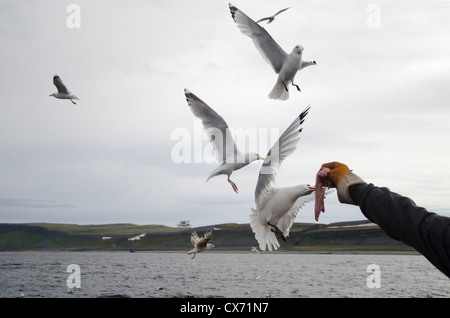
[{"x1": 337, "y1": 171, "x2": 366, "y2": 204}]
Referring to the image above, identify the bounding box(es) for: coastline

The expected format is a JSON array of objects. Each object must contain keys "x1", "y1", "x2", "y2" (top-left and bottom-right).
[
  {"x1": 0, "y1": 221, "x2": 415, "y2": 254},
  {"x1": 1, "y1": 246, "x2": 419, "y2": 255}
]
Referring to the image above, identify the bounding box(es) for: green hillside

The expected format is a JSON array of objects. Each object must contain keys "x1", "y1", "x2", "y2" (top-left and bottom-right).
[{"x1": 0, "y1": 221, "x2": 415, "y2": 253}]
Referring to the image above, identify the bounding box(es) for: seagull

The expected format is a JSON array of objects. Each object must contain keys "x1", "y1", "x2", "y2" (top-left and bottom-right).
[
  {"x1": 256, "y1": 7, "x2": 290, "y2": 24},
  {"x1": 49, "y1": 75, "x2": 79, "y2": 104},
  {"x1": 184, "y1": 89, "x2": 264, "y2": 193},
  {"x1": 229, "y1": 4, "x2": 316, "y2": 100},
  {"x1": 128, "y1": 233, "x2": 146, "y2": 241},
  {"x1": 187, "y1": 230, "x2": 215, "y2": 259},
  {"x1": 177, "y1": 220, "x2": 191, "y2": 227},
  {"x1": 250, "y1": 106, "x2": 315, "y2": 251}
]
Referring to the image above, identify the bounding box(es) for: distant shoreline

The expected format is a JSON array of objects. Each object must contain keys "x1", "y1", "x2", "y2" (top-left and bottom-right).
[
  {"x1": 0, "y1": 248, "x2": 419, "y2": 256},
  {"x1": 0, "y1": 221, "x2": 416, "y2": 253}
]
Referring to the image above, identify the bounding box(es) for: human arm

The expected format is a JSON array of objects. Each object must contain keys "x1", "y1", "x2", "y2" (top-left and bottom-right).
[{"x1": 318, "y1": 162, "x2": 450, "y2": 278}]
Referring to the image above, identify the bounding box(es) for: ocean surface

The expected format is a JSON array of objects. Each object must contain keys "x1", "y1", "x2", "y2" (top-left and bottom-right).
[{"x1": 0, "y1": 251, "x2": 449, "y2": 298}]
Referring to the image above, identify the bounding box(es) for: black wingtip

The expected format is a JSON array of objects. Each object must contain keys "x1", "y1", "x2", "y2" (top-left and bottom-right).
[
  {"x1": 184, "y1": 88, "x2": 193, "y2": 106},
  {"x1": 298, "y1": 105, "x2": 311, "y2": 131},
  {"x1": 229, "y1": 3, "x2": 237, "y2": 20},
  {"x1": 299, "y1": 105, "x2": 311, "y2": 120},
  {"x1": 184, "y1": 88, "x2": 208, "y2": 110},
  {"x1": 301, "y1": 104, "x2": 311, "y2": 116}
]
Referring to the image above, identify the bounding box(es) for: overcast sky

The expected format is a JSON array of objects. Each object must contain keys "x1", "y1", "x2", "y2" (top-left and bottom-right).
[{"x1": 1, "y1": 0, "x2": 449, "y2": 227}]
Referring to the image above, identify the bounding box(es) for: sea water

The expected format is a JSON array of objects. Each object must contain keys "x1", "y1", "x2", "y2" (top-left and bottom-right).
[{"x1": 0, "y1": 251, "x2": 448, "y2": 298}]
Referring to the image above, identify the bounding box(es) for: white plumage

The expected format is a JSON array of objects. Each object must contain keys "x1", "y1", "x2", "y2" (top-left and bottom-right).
[
  {"x1": 49, "y1": 75, "x2": 79, "y2": 104},
  {"x1": 229, "y1": 4, "x2": 316, "y2": 100},
  {"x1": 187, "y1": 230, "x2": 214, "y2": 259},
  {"x1": 184, "y1": 89, "x2": 264, "y2": 193},
  {"x1": 256, "y1": 7, "x2": 290, "y2": 24},
  {"x1": 250, "y1": 106, "x2": 315, "y2": 251}
]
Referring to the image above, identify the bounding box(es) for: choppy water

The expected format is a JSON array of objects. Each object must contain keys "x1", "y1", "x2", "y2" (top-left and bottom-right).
[{"x1": 0, "y1": 251, "x2": 448, "y2": 298}]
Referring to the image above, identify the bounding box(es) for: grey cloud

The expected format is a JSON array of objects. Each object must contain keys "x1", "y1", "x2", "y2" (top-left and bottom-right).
[{"x1": 0, "y1": 197, "x2": 73, "y2": 209}]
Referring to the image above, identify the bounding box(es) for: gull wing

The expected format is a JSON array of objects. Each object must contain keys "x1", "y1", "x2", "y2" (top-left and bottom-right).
[
  {"x1": 299, "y1": 60, "x2": 317, "y2": 70},
  {"x1": 203, "y1": 230, "x2": 212, "y2": 241},
  {"x1": 53, "y1": 75, "x2": 70, "y2": 94},
  {"x1": 278, "y1": 188, "x2": 335, "y2": 236},
  {"x1": 256, "y1": 16, "x2": 271, "y2": 23},
  {"x1": 277, "y1": 193, "x2": 315, "y2": 238},
  {"x1": 273, "y1": 7, "x2": 290, "y2": 18},
  {"x1": 229, "y1": 4, "x2": 287, "y2": 74},
  {"x1": 190, "y1": 231, "x2": 200, "y2": 246},
  {"x1": 184, "y1": 89, "x2": 239, "y2": 163},
  {"x1": 195, "y1": 238, "x2": 207, "y2": 249},
  {"x1": 255, "y1": 106, "x2": 310, "y2": 209},
  {"x1": 256, "y1": 7, "x2": 289, "y2": 24}
]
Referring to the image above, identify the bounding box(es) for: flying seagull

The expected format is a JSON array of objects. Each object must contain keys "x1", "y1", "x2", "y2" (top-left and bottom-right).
[
  {"x1": 49, "y1": 75, "x2": 79, "y2": 104},
  {"x1": 187, "y1": 230, "x2": 214, "y2": 259},
  {"x1": 229, "y1": 4, "x2": 316, "y2": 100},
  {"x1": 250, "y1": 106, "x2": 315, "y2": 251},
  {"x1": 256, "y1": 7, "x2": 290, "y2": 24},
  {"x1": 184, "y1": 89, "x2": 264, "y2": 193},
  {"x1": 128, "y1": 233, "x2": 146, "y2": 241}
]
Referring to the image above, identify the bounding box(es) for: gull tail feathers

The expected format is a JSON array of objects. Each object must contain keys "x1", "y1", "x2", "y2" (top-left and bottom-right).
[
  {"x1": 269, "y1": 82, "x2": 289, "y2": 100},
  {"x1": 250, "y1": 208, "x2": 280, "y2": 251}
]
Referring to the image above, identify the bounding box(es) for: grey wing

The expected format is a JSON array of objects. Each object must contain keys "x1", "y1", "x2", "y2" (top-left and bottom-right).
[
  {"x1": 273, "y1": 7, "x2": 290, "y2": 17},
  {"x1": 204, "y1": 230, "x2": 212, "y2": 241},
  {"x1": 256, "y1": 16, "x2": 271, "y2": 23},
  {"x1": 229, "y1": 4, "x2": 287, "y2": 74},
  {"x1": 278, "y1": 188, "x2": 334, "y2": 237},
  {"x1": 277, "y1": 192, "x2": 315, "y2": 237},
  {"x1": 53, "y1": 75, "x2": 70, "y2": 94},
  {"x1": 195, "y1": 238, "x2": 207, "y2": 249},
  {"x1": 255, "y1": 105, "x2": 311, "y2": 208},
  {"x1": 191, "y1": 231, "x2": 200, "y2": 246},
  {"x1": 184, "y1": 89, "x2": 238, "y2": 163},
  {"x1": 299, "y1": 60, "x2": 317, "y2": 70}
]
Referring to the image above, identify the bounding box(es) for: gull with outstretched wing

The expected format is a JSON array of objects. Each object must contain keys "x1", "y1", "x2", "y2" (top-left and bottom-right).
[
  {"x1": 49, "y1": 75, "x2": 79, "y2": 105},
  {"x1": 250, "y1": 106, "x2": 315, "y2": 251},
  {"x1": 184, "y1": 89, "x2": 264, "y2": 193},
  {"x1": 229, "y1": 4, "x2": 316, "y2": 100},
  {"x1": 256, "y1": 7, "x2": 290, "y2": 24},
  {"x1": 187, "y1": 230, "x2": 214, "y2": 259}
]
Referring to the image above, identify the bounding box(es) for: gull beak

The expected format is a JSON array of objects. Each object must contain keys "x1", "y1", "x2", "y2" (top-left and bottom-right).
[
  {"x1": 259, "y1": 157, "x2": 265, "y2": 160},
  {"x1": 308, "y1": 186, "x2": 315, "y2": 193}
]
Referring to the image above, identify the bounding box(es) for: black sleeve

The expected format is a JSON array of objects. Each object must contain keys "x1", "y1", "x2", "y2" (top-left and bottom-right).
[{"x1": 349, "y1": 183, "x2": 450, "y2": 279}]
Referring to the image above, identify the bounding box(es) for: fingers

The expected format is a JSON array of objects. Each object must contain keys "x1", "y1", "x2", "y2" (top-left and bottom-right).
[
  {"x1": 320, "y1": 162, "x2": 350, "y2": 186},
  {"x1": 320, "y1": 161, "x2": 346, "y2": 170},
  {"x1": 316, "y1": 166, "x2": 333, "y2": 188}
]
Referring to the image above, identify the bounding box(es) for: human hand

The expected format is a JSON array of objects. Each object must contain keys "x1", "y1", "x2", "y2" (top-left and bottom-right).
[
  {"x1": 318, "y1": 162, "x2": 351, "y2": 188},
  {"x1": 314, "y1": 162, "x2": 349, "y2": 221},
  {"x1": 315, "y1": 162, "x2": 365, "y2": 221}
]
